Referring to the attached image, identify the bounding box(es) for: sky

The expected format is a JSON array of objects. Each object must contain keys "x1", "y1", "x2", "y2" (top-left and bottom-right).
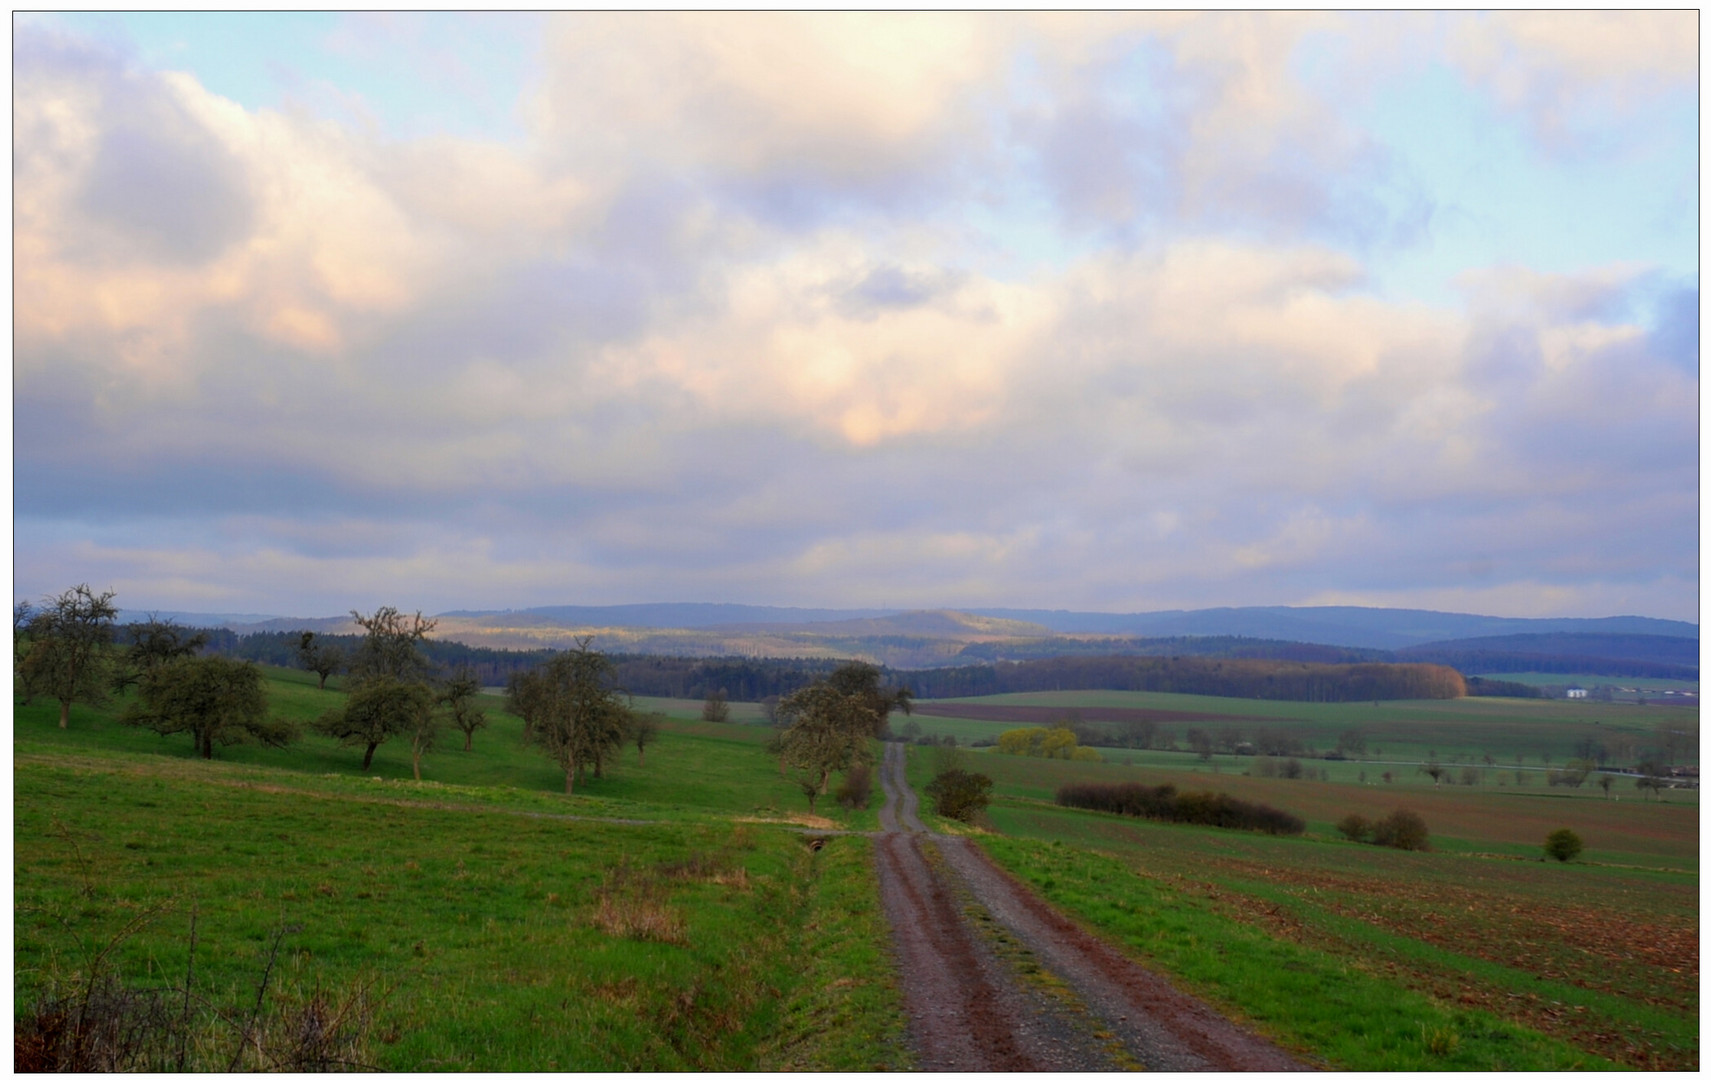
[{"x1": 11, "y1": 11, "x2": 1701, "y2": 622}]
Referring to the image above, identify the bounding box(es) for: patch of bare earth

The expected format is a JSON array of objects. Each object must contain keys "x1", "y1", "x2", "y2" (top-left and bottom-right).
[{"x1": 871, "y1": 742, "x2": 1310, "y2": 1071}]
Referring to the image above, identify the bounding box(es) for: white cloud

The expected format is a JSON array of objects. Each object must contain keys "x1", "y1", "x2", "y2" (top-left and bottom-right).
[{"x1": 11, "y1": 15, "x2": 1697, "y2": 622}]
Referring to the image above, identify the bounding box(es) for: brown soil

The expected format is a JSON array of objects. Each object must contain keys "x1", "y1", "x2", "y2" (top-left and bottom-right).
[{"x1": 873, "y1": 742, "x2": 1312, "y2": 1071}]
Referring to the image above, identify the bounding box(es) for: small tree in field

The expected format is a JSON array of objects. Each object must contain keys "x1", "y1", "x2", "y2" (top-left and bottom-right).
[
  {"x1": 314, "y1": 677, "x2": 434, "y2": 772},
  {"x1": 630, "y1": 712, "x2": 660, "y2": 764},
  {"x1": 439, "y1": 670, "x2": 486, "y2": 751},
  {"x1": 296, "y1": 631, "x2": 346, "y2": 690},
  {"x1": 508, "y1": 638, "x2": 630, "y2": 794},
  {"x1": 313, "y1": 606, "x2": 437, "y2": 771},
  {"x1": 701, "y1": 689, "x2": 731, "y2": 724},
  {"x1": 19, "y1": 584, "x2": 118, "y2": 728},
  {"x1": 1544, "y1": 828, "x2": 1583, "y2": 862},
  {"x1": 124, "y1": 655, "x2": 296, "y2": 758}
]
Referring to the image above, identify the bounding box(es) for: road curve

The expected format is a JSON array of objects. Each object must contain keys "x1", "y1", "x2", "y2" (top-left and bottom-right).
[{"x1": 872, "y1": 741, "x2": 1310, "y2": 1072}]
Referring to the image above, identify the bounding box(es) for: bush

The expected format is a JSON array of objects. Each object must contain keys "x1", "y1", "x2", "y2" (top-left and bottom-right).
[
  {"x1": 1335, "y1": 813, "x2": 1371, "y2": 842},
  {"x1": 835, "y1": 764, "x2": 872, "y2": 810},
  {"x1": 1371, "y1": 809, "x2": 1430, "y2": 851},
  {"x1": 1544, "y1": 828, "x2": 1584, "y2": 862},
  {"x1": 924, "y1": 768, "x2": 992, "y2": 822}
]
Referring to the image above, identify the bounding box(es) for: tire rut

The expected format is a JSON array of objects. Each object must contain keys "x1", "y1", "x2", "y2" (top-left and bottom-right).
[{"x1": 872, "y1": 742, "x2": 1311, "y2": 1072}]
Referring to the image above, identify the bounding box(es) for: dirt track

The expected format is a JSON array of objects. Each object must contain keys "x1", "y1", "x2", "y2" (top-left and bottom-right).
[{"x1": 872, "y1": 742, "x2": 1310, "y2": 1071}]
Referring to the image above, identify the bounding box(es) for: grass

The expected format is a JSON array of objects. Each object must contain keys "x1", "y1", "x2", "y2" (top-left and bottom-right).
[{"x1": 14, "y1": 668, "x2": 902, "y2": 1070}]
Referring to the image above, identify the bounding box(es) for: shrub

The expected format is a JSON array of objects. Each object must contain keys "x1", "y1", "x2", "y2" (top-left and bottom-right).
[
  {"x1": 1544, "y1": 828, "x2": 1584, "y2": 862},
  {"x1": 1336, "y1": 813, "x2": 1371, "y2": 842},
  {"x1": 924, "y1": 769, "x2": 992, "y2": 822},
  {"x1": 835, "y1": 764, "x2": 872, "y2": 810},
  {"x1": 1371, "y1": 809, "x2": 1430, "y2": 851}
]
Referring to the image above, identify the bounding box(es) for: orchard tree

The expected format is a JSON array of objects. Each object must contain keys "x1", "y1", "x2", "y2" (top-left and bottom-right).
[
  {"x1": 19, "y1": 585, "x2": 119, "y2": 728},
  {"x1": 823, "y1": 661, "x2": 912, "y2": 737},
  {"x1": 440, "y1": 669, "x2": 486, "y2": 751},
  {"x1": 315, "y1": 677, "x2": 435, "y2": 772},
  {"x1": 296, "y1": 631, "x2": 346, "y2": 690},
  {"x1": 775, "y1": 674, "x2": 881, "y2": 796},
  {"x1": 508, "y1": 638, "x2": 630, "y2": 794},
  {"x1": 346, "y1": 607, "x2": 436, "y2": 683},
  {"x1": 114, "y1": 617, "x2": 209, "y2": 693},
  {"x1": 313, "y1": 606, "x2": 437, "y2": 772},
  {"x1": 123, "y1": 655, "x2": 296, "y2": 759}
]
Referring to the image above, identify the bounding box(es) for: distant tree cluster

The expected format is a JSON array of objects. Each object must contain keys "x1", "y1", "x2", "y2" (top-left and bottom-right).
[
  {"x1": 994, "y1": 725, "x2": 1101, "y2": 761},
  {"x1": 1056, "y1": 781, "x2": 1304, "y2": 835}
]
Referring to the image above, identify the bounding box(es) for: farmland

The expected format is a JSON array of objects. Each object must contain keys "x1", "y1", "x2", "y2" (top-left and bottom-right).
[
  {"x1": 15, "y1": 667, "x2": 1697, "y2": 1070},
  {"x1": 906, "y1": 734, "x2": 1697, "y2": 1069}
]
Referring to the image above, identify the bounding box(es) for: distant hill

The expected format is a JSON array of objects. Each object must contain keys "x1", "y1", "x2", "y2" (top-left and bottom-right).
[
  {"x1": 1397, "y1": 632, "x2": 1698, "y2": 681},
  {"x1": 147, "y1": 602, "x2": 1695, "y2": 673},
  {"x1": 966, "y1": 606, "x2": 1696, "y2": 650},
  {"x1": 442, "y1": 603, "x2": 902, "y2": 628}
]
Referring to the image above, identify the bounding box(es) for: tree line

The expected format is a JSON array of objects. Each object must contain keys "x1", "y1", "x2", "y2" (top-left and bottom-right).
[{"x1": 901, "y1": 655, "x2": 1466, "y2": 701}]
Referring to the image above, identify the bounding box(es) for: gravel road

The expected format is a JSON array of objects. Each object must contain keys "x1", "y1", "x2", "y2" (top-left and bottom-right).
[{"x1": 872, "y1": 741, "x2": 1311, "y2": 1072}]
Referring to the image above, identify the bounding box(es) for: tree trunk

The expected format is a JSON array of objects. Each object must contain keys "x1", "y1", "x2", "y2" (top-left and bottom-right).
[
  {"x1": 317, "y1": 672, "x2": 328, "y2": 690},
  {"x1": 819, "y1": 768, "x2": 831, "y2": 796},
  {"x1": 202, "y1": 731, "x2": 213, "y2": 759},
  {"x1": 564, "y1": 767, "x2": 575, "y2": 795},
  {"x1": 412, "y1": 748, "x2": 422, "y2": 781},
  {"x1": 637, "y1": 746, "x2": 645, "y2": 765},
  {"x1": 464, "y1": 730, "x2": 472, "y2": 751},
  {"x1": 362, "y1": 742, "x2": 378, "y2": 770},
  {"x1": 59, "y1": 700, "x2": 70, "y2": 729}
]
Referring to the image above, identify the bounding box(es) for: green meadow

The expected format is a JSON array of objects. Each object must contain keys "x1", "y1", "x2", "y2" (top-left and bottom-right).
[{"x1": 14, "y1": 669, "x2": 902, "y2": 1070}]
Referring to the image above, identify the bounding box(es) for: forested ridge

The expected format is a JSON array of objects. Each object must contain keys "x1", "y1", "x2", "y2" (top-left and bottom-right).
[{"x1": 195, "y1": 628, "x2": 1465, "y2": 703}]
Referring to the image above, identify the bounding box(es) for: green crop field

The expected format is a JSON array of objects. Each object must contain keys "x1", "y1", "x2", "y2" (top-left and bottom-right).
[
  {"x1": 13, "y1": 668, "x2": 903, "y2": 1071},
  {"x1": 905, "y1": 744, "x2": 1698, "y2": 1070}
]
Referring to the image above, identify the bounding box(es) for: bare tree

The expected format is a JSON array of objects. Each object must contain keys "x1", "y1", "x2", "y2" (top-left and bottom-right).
[
  {"x1": 700, "y1": 689, "x2": 730, "y2": 724},
  {"x1": 20, "y1": 585, "x2": 119, "y2": 728},
  {"x1": 439, "y1": 670, "x2": 486, "y2": 751},
  {"x1": 630, "y1": 712, "x2": 660, "y2": 764},
  {"x1": 296, "y1": 631, "x2": 345, "y2": 690}
]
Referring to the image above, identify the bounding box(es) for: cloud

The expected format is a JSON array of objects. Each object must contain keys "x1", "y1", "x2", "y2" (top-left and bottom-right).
[
  {"x1": 1447, "y1": 11, "x2": 1698, "y2": 151},
  {"x1": 11, "y1": 15, "x2": 1698, "y2": 621}
]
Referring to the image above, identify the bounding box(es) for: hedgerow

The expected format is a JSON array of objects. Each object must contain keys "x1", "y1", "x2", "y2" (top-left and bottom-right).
[{"x1": 1054, "y1": 781, "x2": 1304, "y2": 835}]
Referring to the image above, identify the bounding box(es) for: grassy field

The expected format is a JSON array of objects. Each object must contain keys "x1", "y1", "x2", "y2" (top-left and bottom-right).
[
  {"x1": 905, "y1": 744, "x2": 1698, "y2": 1070},
  {"x1": 13, "y1": 669, "x2": 904, "y2": 1070},
  {"x1": 911, "y1": 688, "x2": 1698, "y2": 773},
  {"x1": 17, "y1": 667, "x2": 1697, "y2": 1070}
]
